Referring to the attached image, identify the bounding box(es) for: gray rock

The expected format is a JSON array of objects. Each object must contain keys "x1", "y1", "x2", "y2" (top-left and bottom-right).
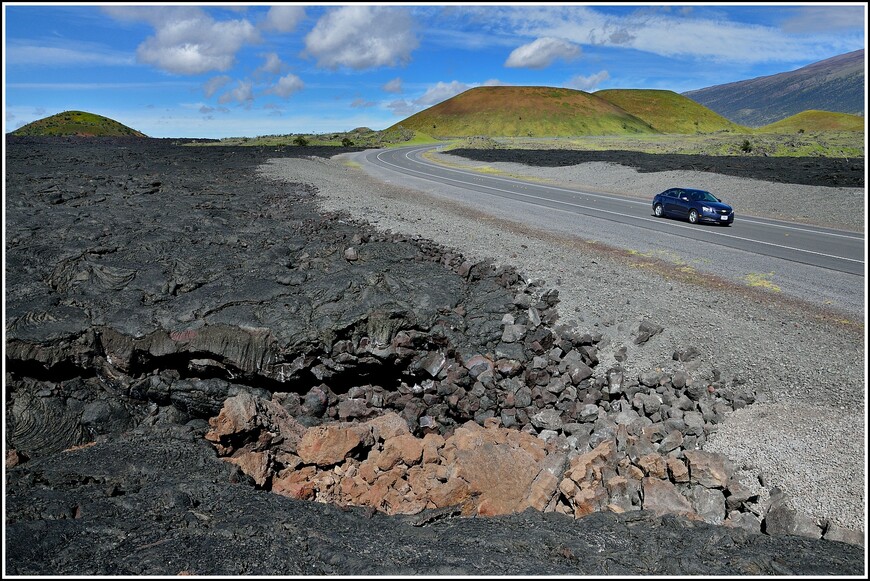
[
  {"x1": 531, "y1": 409, "x2": 564, "y2": 431},
  {"x1": 765, "y1": 491, "x2": 823, "y2": 540},
  {"x1": 689, "y1": 486, "x2": 726, "y2": 525}
]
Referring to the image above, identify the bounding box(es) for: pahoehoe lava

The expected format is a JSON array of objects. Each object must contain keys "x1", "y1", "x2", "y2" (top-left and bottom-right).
[{"x1": 4, "y1": 136, "x2": 864, "y2": 575}]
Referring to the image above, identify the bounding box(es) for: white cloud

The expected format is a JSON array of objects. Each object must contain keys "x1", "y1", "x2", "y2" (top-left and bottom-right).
[
  {"x1": 415, "y1": 81, "x2": 472, "y2": 108},
  {"x1": 5, "y1": 41, "x2": 135, "y2": 67},
  {"x1": 266, "y1": 74, "x2": 305, "y2": 99},
  {"x1": 487, "y1": 5, "x2": 847, "y2": 65},
  {"x1": 105, "y1": 6, "x2": 260, "y2": 75},
  {"x1": 387, "y1": 99, "x2": 416, "y2": 118},
  {"x1": 387, "y1": 80, "x2": 481, "y2": 116},
  {"x1": 565, "y1": 70, "x2": 610, "y2": 91},
  {"x1": 256, "y1": 52, "x2": 287, "y2": 76},
  {"x1": 505, "y1": 37, "x2": 581, "y2": 69},
  {"x1": 780, "y1": 6, "x2": 867, "y2": 34},
  {"x1": 218, "y1": 80, "x2": 254, "y2": 105},
  {"x1": 351, "y1": 98, "x2": 376, "y2": 109},
  {"x1": 383, "y1": 77, "x2": 403, "y2": 93},
  {"x1": 305, "y1": 6, "x2": 418, "y2": 70},
  {"x1": 262, "y1": 6, "x2": 306, "y2": 32},
  {"x1": 203, "y1": 75, "x2": 232, "y2": 98}
]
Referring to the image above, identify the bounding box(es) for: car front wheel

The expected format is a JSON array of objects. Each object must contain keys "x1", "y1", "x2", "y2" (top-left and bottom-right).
[
  {"x1": 654, "y1": 204, "x2": 664, "y2": 217},
  {"x1": 688, "y1": 209, "x2": 699, "y2": 224}
]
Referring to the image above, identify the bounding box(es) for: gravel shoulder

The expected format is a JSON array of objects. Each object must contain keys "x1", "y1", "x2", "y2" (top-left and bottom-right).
[
  {"x1": 432, "y1": 151, "x2": 866, "y2": 233},
  {"x1": 258, "y1": 152, "x2": 866, "y2": 537}
]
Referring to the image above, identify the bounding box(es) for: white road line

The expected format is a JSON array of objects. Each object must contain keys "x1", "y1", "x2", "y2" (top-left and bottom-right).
[
  {"x1": 406, "y1": 147, "x2": 865, "y2": 241},
  {"x1": 373, "y1": 149, "x2": 864, "y2": 266}
]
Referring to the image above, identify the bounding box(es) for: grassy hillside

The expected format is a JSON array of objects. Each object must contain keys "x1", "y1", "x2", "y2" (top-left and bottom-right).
[
  {"x1": 11, "y1": 110, "x2": 147, "y2": 137},
  {"x1": 386, "y1": 86, "x2": 658, "y2": 138},
  {"x1": 756, "y1": 110, "x2": 865, "y2": 133},
  {"x1": 595, "y1": 89, "x2": 748, "y2": 134}
]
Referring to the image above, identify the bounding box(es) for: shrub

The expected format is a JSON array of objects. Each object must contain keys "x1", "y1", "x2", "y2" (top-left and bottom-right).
[
  {"x1": 740, "y1": 139, "x2": 753, "y2": 153},
  {"x1": 341, "y1": 137, "x2": 354, "y2": 147},
  {"x1": 293, "y1": 135, "x2": 309, "y2": 146}
]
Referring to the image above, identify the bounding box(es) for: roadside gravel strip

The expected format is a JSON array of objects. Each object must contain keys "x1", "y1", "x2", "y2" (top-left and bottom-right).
[{"x1": 257, "y1": 152, "x2": 866, "y2": 538}]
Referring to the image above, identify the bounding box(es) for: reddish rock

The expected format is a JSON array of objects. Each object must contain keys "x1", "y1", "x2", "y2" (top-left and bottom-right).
[
  {"x1": 637, "y1": 454, "x2": 667, "y2": 479},
  {"x1": 642, "y1": 477, "x2": 697, "y2": 518},
  {"x1": 572, "y1": 484, "x2": 608, "y2": 517},
  {"x1": 225, "y1": 450, "x2": 271, "y2": 486},
  {"x1": 6, "y1": 449, "x2": 25, "y2": 468},
  {"x1": 683, "y1": 450, "x2": 733, "y2": 489},
  {"x1": 427, "y1": 476, "x2": 471, "y2": 509},
  {"x1": 421, "y1": 433, "x2": 445, "y2": 464},
  {"x1": 273, "y1": 466, "x2": 318, "y2": 500},
  {"x1": 365, "y1": 412, "x2": 411, "y2": 441},
  {"x1": 376, "y1": 434, "x2": 424, "y2": 471},
  {"x1": 667, "y1": 456, "x2": 690, "y2": 483},
  {"x1": 449, "y1": 422, "x2": 556, "y2": 516},
  {"x1": 205, "y1": 392, "x2": 259, "y2": 452},
  {"x1": 297, "y1": 425, "x2": 362, "y2": 466}
]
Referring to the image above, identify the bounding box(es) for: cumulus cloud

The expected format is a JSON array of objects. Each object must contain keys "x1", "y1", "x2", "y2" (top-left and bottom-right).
[
  {"x1": 262, "y1": 6, "x2": 306, "y2": 32},
  {"x1": 105, "y1": 6, "x2": 260, "y2": 75},
  {"x1": 487, "y1": 5, "x2": 846, "y2": 65},
  {"x1": 565, "y1": 70, "x2": 610, "y2": 91},
  {"x1": 198, "y1": 104, "x2": 230, "y2": 115},
  {"x1": 266, "y1": 73, "x2": 305, "y2": 99},
  {"x1": 387, "y1": 99, "x2": 416, "y2": 118},
  {"x1": 203, "y1": 75, "x2": 231, "y2": 98},
  {"x1": 416, "y1": 81, "x2": 473, "y2": 107},
  {"x1": 305, "y1": 6, "x2": 418, "y2": 70},
  {"x1": 256, "y1": 52, "x2": 287, "y2": 76},
  {"x1": 505, "y1": 37, "x2": 581, "y2": 69},
  {"x1": 387, "y1": 80, "x2": 479, "y2": 117},
  {"x1": 218, "y1": 80, "x2": 254, "y2": 105},
  {"x1": 350, "y1": 98, "x2": 376, "y2": 108},
  {"x1": 383, "y1": 77, "x2": 403, "y2": 93}
]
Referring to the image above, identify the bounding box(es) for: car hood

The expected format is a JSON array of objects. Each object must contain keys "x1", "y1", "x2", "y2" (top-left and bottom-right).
[{"x1": 702, "y1": 201, "x2": 732, "y2": 211}]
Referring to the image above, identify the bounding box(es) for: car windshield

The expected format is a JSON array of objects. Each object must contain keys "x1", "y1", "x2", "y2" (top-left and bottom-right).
[{"x1": 690, "y1": 190, "x2": 719, "y2": 202}]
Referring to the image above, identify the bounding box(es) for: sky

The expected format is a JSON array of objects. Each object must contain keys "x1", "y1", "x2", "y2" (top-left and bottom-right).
[{"x1": 2, "y1": 2, "x2": 867, "y2": 139}]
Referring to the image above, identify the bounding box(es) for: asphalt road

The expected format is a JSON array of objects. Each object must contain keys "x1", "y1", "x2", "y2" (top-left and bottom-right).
[
  {"x1": 369, "y1": 145, "x2": 865, "y2": 276},
  {"x1": 353, "y1": 145, "x2": 865, "y2": 319}
]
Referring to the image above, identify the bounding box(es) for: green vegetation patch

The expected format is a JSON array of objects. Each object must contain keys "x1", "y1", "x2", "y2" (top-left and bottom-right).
[{"x1": 11, "y1": 110, "x2": 146, "y2": 137}]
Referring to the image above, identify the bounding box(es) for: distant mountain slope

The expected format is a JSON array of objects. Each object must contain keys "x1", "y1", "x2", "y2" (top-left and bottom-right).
[
  {"x1": 683, "y1": 49, "x2": 865, "y2": 128},
  {"x1": 594, "y1": 89, "x2": 748, "y2": 133},
  {"x1": 386, "y1": 86, "x2": 658, "y2": 138},
  {"x1": 758, "y1": 110, "x2": 865, "y2": 133},
  {"x1": 11, "y1": 110, "x2": 147, "y2": 137}
]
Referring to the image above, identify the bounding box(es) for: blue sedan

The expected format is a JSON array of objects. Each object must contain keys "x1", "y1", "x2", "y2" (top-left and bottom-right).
[{"x1": 652, "y1": 188, "x2": 734, "y2": 226}]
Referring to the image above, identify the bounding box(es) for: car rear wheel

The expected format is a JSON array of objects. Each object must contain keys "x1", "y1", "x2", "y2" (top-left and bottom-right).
[
  {"x1": 654, "y1": 204, "x2": 664, "y2": 217},
  {"x1": 688, "y1": 209, "x2": 699, "y2": 224}
]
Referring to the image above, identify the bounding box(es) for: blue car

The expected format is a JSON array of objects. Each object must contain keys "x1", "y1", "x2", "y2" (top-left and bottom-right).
[{"x1": 652, "y1": 187, "x2": 734, "y2": 226}]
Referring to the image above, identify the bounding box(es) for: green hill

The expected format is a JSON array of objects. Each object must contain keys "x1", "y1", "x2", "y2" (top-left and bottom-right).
[
  {"x1": 756, "y1": 110, "x2": 865, "y2": 133},
  {"x1": 11, "y1": 110, "x2": 147, "y2": 137},
  {"x1": 386, "y1": 86, "x2": 658, "y2": 138},
  {"x1": 595, "y1": 89, "x2": 748, "y2": 134}
]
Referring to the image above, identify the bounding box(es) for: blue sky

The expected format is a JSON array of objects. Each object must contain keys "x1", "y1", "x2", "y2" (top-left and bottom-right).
[{"x1": 3, "y1": 3, "x2": 867, "y2": 139}]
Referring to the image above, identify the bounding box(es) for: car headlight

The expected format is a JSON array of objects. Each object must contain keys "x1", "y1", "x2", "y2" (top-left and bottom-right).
[{"x1": 702, "y1": 206, "x2": 714, "y2": 213}]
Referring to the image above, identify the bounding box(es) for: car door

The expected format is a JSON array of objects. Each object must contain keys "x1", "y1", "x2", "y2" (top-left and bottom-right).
[
  {"x1": 675, "y1": 189, "x2": 695, "y2": 218},
  {"x1": 666, "y1": 189, "x2": 685, "y2": 216}
]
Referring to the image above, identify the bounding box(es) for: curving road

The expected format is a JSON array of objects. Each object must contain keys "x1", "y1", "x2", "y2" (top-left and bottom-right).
[{"x1": 364, "y1": 145, "x2": 865, "y2": 277}]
